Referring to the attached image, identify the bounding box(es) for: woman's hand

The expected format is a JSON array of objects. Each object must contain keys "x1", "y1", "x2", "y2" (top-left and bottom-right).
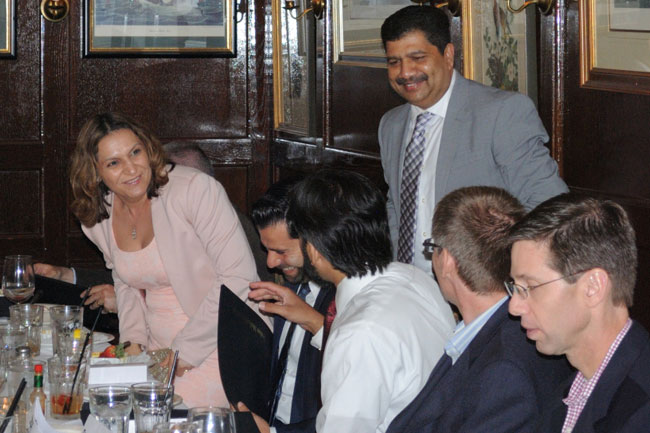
[
  {"x1": 124, "y1": 342, "x2": 143, "y2": 356},
  {"x1": 160, "y1": 350, "x2": 194, "y2": 377}
]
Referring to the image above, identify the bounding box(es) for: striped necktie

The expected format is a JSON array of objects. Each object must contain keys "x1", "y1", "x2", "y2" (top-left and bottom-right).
[{"x1": 397, "y1": 111, "x2": 435, "y2": 263}]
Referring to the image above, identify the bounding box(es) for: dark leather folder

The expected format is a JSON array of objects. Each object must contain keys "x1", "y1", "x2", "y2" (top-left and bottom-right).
[{"x1": 218, "y1": 284, "x2": 273, "y2": 421}]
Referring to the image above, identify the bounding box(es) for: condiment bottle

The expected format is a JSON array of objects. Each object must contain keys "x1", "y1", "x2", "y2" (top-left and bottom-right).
[{"x1": 29, "y1": 364, "x2": 46, "y2": 413}]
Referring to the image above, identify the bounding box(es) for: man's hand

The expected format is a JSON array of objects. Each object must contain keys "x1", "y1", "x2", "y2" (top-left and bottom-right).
[
  {"x1": 34, "y1": 263, "x2": 74, "y2": 283},
  {"x1": 249, "y1": 281, "x2": 324, "y2": 335},
  {"x1": 80, "y1": 284, "x2": 118, "y2": 313},
  {"x1": 236, "y1": 402, "x2": 270, "y2": 433}
]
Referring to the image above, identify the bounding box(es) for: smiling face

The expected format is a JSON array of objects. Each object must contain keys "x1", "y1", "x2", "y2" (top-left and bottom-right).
[
  {"x1": 385, "y1": 30, "x2": 455, "y2": 109},
  {"x1": 95, "y1": 128, "x2": 152, "y2": 204},
  {"x1": 508, "y1": 240, "x2": 589, "y2": 358},
  {"x1": 259, "y1": 222, "x2": 306, "y2": 284}
]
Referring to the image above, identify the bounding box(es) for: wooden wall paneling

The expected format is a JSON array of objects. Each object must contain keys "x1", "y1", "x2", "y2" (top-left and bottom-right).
[
  {"x1": 0, "y1": 0, "x2": 46, "y2": 260},
  {"x1": 538, "y1": 1, "x2": 650, "y2": 328}
]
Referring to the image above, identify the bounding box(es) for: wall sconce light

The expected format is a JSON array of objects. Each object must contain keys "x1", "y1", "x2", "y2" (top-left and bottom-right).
[
  {"x1": 506, "y1": 0, "x2": 555, "y2": 15},
  {"x1": 284, "y1": 0, "x2": 325, "y2": 20},
  {"x1": 410, "y1": 0, "x2": 461, "y2": 18},
  {"x1": 235, "y1": 0, "x2": 247, "y2": 23}
]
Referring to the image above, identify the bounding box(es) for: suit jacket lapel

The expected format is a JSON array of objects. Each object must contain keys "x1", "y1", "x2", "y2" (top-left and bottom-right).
[
  {"x1": 435, "y1": 75, "x2": 469, "y2": 206},
  {"x1": 575, "y1": 322, "x2": 647, "y2": 431},
  {"x1": 394, "y1": 104, "x2": 411, "y2": 214}
]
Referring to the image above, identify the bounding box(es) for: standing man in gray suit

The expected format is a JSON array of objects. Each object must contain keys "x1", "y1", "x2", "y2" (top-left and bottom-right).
[{"x1": 379, "y1": 6, "x2": 568, "y2": 273}]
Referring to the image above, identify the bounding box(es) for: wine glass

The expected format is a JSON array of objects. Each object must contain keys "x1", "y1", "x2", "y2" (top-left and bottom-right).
[{"x1": 1, "y1": 255, "x2": 35, "y2": 303}]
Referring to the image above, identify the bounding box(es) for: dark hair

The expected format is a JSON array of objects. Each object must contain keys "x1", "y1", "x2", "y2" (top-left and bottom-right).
[
  {"x1": 163, "y1": 142, "x2": 214, "y2": 177},
  {"x1": 287, "y1": 169, "x2": 392, "y2": 278},
  {"x1": 433, "y1": 187, "x2": 525, "y2": 293},
  {"x1": 381, "y1": 6, "x2": 451, "y2": 53},
  {"x1": 510, "y1": 194, "x2": 637, "y2": 307},
  {"x1": 250, "y1": 178, "x2": 301, "y2": 230},
  {"x1": 70, "y1": 112, "x2": 168, "y2": 227}
]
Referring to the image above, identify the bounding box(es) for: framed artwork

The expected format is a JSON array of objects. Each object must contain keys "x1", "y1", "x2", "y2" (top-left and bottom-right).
[
  {"x1": 462, "y1": 0, "x2": 537, "y2": 102},
  {"x1": 333, "y1": 0, "x2": 402, "y2": 67},
  {"x1": 272, "y1": 0, "x2": 316, "y2": 135},
  {"x1": 1, "y1": 0, "x2": 15, "y2": 58},
  {"x1": 83, "y1": 0, "x2": 235, "y2": 57},
  {"x1": 580, "y1": 0, "x2": 650, "y2": 95}
]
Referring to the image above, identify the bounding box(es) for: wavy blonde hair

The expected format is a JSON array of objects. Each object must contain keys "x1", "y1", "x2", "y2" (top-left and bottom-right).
[{"x1": 70, "y1": 112, "x2": 169, "y2": 227}]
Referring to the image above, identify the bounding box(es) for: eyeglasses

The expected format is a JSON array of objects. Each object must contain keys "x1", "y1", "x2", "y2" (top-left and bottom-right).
[
  {"x1": 504, "y1": 270, "x2": 588, "y2": 299},
  {"x1": 423, "y1": 238, "x2": 442, "y2": 254}
]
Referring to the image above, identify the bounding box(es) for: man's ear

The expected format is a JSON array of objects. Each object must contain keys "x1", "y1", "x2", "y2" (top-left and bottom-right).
[
  {"x1": 305, "y1": 242, "x2": 321, "y2": 264},
  {"x1": 440, "y1": 248, "x2": 458, "y2": 278},
  {"x1": 582, "y1": 268, "x2": 610, "y2": 308},
  {"x1": 443, "y1": 43, "x2": 455, "y2": 70}
]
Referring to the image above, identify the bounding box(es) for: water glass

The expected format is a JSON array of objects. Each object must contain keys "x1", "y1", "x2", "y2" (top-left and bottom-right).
[
  {"x1": 188, "y1": 407, "x2": 236, "y2": 433},
  {"x1": 0, "y1": 323, "x2": 27, "y2": 377},
  {"x1": 152, "y1": 421, "x2": 201, "y2": 433},
  {"x1": 1, "y1": 256, "x2": 35, "y2": 303},
  {"x1": 9, "y1": 304, "x2": 44, "y2": 356},
  {"x1": 131, "y1": 382, "x2": 174, "y2": 433},
  {"x1": 48, "y1": 355, "x2": 87, "y2": 419},
  {"x1": 89, "y1": 386, "x2": 133, "y2": 433},
  {"x1": 49, "y1": 305, "x2": 83, "y2": 356}
]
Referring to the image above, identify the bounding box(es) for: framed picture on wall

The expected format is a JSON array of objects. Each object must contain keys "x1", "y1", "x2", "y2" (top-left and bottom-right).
[
  {"x1": 580, "y1": 0, "x2": 650, "y2": 95},
  {"x1": 83, "y1": 0, "x2": 235, "y2": 57},
  {"x1": 1, "y1": 0, "x2": 15, "y2": 58},
  {"x1": 332, "y1": 0, "x2": 403, "y2": 67},
  {"x1": 272, "y1": 0, "x2": 316, "y2": 135},
  {"x1": 462, "y1": 0, "x2": 537, "y2": 103}
]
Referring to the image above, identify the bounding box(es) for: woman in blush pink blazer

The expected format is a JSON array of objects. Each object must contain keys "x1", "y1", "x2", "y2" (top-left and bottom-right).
[{"x1": 70, "y1": 112, "x2": 265, "y2": 407}]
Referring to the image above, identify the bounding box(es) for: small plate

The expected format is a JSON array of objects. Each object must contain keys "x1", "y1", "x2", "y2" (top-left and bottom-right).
[{"x1": 92, "y1": 332, "x2": 114, "y2": 345}]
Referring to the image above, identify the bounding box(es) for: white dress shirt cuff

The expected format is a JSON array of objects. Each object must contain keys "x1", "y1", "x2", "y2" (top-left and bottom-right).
[{"x1": 310, "y1": 326, "x2": 323, "y2": 350}]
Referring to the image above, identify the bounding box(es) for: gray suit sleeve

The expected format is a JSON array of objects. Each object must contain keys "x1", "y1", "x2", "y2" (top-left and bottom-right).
[
  {"x1": 491, "y1": 93, "x2": 568, "y2": 210},
  {"x1": 378, "y1": 113, "x2": 400, "y2": 256}
]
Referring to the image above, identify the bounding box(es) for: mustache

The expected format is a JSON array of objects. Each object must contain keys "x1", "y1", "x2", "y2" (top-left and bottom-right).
[{"x1": 395, "y1": 75, "x2": 427, "y2": 86}]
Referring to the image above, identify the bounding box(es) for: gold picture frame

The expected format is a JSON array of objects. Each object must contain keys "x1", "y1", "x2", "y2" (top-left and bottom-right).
[
  {"x1": 580, "y1": 0, "x2": 650, "y2": 95},
  {"x1": 462, "y1": 0, "x2": 537, "y2": 101},
  {"x1": 83, "y1": 0, "x2": 234, "y2": 57},
  {"x1": 1, "y1": 0, "x2": 15, "y2": 58},
  {"x1": 272, "y1": 0, "x2": 315, "y2": 134},
  {"x1": 332, "y1": 0, "x2": 403, "y2": 67}
]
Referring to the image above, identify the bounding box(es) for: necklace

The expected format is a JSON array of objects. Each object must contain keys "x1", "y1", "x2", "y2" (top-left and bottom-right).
[{"x1": 131, "y1": 226, "x2": 137, "y2": 240}]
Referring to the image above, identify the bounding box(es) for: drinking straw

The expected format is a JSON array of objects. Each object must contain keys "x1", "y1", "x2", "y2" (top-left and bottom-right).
[
  {"x1": 167, "y1": 350, "x2": 180, "y2": 388},
  {"x1": 0, "y1": 378, "x2": 26, "y2": 433}
]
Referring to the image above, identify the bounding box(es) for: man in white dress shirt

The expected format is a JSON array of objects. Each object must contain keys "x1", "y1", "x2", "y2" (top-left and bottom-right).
[{"x1": 286, "y1": 169, "x2": 455, "y2": 433}]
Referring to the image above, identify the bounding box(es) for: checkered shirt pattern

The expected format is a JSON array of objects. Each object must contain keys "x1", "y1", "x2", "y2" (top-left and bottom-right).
[
  {"x1": 561, "y1": 318, "x2": 632, "y2": 433},
  {"x1": 397, "y1": 111, "x2": 435, "y2": 263}
]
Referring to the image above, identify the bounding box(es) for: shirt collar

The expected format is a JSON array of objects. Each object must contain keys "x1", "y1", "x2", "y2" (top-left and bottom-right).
[
  {"x1": 410, "y1": 69, "x2": 457, "y2": 120},
  {"x1": 335, "y1": 268, "x2": 385, "y2": 314},
  {"x1": 445, "y1": 296, "x2": 508, "y2": 363}
]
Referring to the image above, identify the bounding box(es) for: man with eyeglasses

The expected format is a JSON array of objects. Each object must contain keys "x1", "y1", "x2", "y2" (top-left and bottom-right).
[
  {"x1": 386, "y1": 186, "x2": 572, "y2": 433},
  {"x1": 508, "y1": 194, "x2": 650, "y2": 432}
]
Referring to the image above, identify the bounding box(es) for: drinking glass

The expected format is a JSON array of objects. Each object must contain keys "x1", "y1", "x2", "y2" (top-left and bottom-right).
[
  {"x1": 0, "y1": 322, "x2": 27, "y2": 386},
  {"x1": 89, "y1": 386, "x2": 133, "y2": 433},
  {"x1": 9, "y1": 304, "x2": 44, "y2": 356},
  {"x1": 131, "y1": 382, "x2": 174, "y2": 433},
  {"x1": 152, "y1": 421, "x2": 201, "y2": 433},
  {"x1": 188, "y1": 407, "x2": 236, "y2": 433},
  {"x1": 49, "y1": 305, "x2": 84, "y2": 357},
  {"x1": 1, "y1": 256, "x2": 35, "y2": 303},
  {"x1": 48, "y1": 355, "x2": 87, "y2": 419}
]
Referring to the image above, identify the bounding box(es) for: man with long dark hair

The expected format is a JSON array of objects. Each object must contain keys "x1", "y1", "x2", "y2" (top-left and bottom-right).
[{"x1": 286, "y1": 169, "x2": 455, "y2": 433}]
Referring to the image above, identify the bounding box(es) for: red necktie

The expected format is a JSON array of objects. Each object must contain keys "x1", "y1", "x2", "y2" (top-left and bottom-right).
[{"x1": 322, "y1": 298, "x2": 337, "y2": 350}]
